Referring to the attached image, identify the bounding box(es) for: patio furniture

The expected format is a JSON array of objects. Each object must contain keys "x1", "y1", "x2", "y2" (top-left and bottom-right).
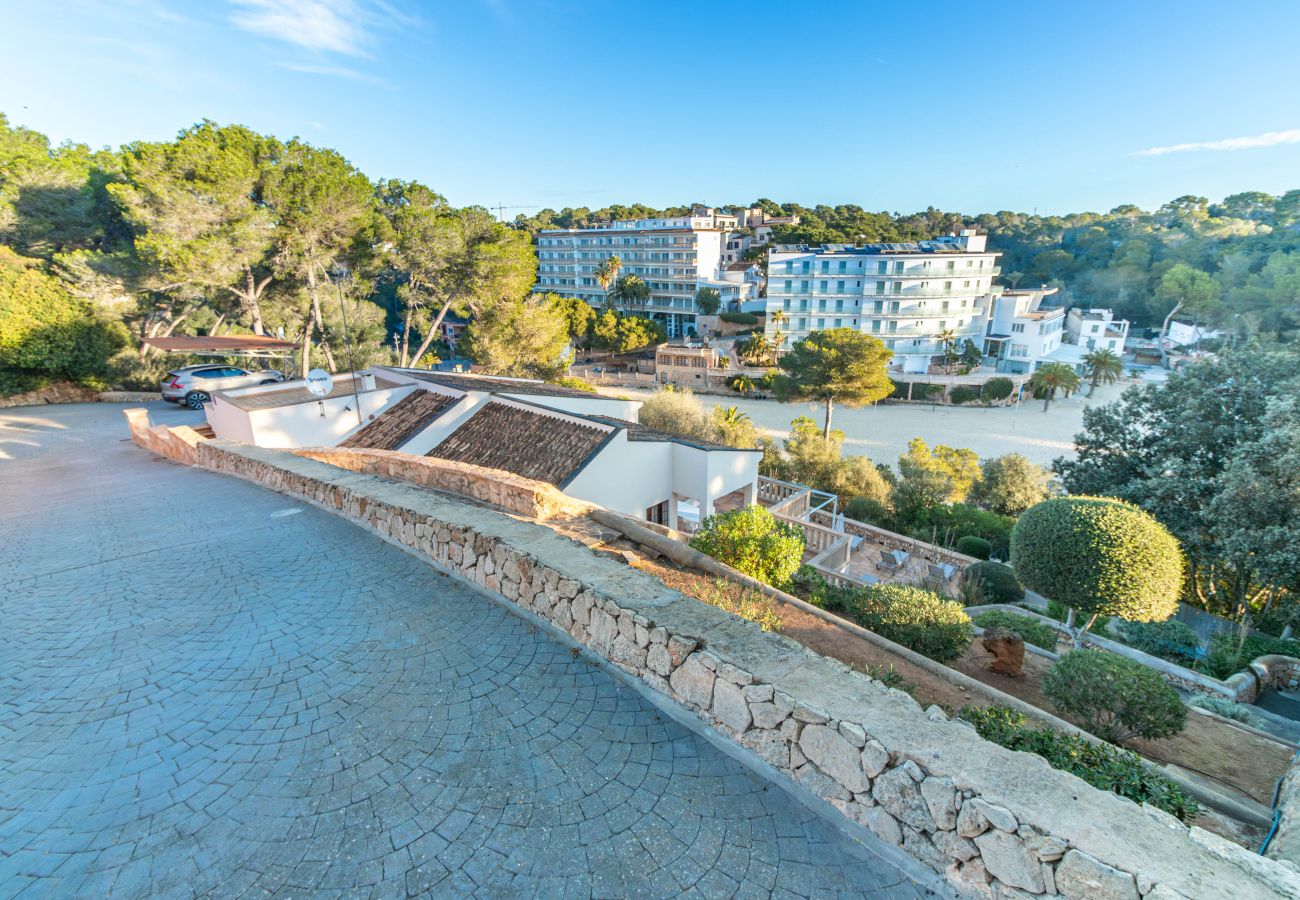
[{"x1": 878, "y1": 550, "x2": 899, "y2": 572}]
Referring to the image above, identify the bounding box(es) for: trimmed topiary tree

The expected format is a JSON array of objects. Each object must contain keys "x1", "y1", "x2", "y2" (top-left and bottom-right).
[
  {"x1": 1010, "y1": 497, "x2": 1183, "y2": 645},
  {"x1": 949, "y1": 385, "x2": 980, "y2": 405},
  {"x1": 848, "y1": 584, "x2": 974, "y2": 662},
  {"x1": 689, "y1": 505, "x2": 806, "y2": 588},
  {"x1": 981, "y1": 377, "x2": 1014, "y2": 402},
  {"x1": 955, "y1": 535, "x2": 992, "y2": 560},
  {"x1": 1042, "y1": 650, "x2": 1187, "y2": 744}
]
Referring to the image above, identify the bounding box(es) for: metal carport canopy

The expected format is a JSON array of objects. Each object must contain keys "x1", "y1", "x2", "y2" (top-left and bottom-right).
[{"x1": 141, "y1": 335, "x2": 298, "y2": 358}]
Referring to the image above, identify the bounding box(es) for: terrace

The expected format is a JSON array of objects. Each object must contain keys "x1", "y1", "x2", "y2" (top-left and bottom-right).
[{"x1": 755, "y1": 476, "x2": 974, "y2": 593}]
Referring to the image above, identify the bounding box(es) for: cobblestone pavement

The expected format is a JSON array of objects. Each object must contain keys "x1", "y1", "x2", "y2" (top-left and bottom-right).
[{"x1": 0, "y1": 403, "x2": 934, "y2": 898}]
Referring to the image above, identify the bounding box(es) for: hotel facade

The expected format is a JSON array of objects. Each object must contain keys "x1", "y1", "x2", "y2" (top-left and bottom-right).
[
  {"x1": 763, "y1": 231, "x2": 1001, "y2": 373},
  {"x1": 534, "y1": 212, "x2": 732, "y2": 338}
]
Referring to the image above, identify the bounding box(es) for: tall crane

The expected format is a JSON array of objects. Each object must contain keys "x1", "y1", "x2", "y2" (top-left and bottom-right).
[{"x1": 491, "y1": 203, "x2": 541, "y2": 222}]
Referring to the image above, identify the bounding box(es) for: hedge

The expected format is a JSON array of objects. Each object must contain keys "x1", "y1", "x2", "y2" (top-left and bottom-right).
[
  {"x1": 981, "y1": 377, "x2": 1014, "y2": 401},
  {"x1": 719, "y1": 312, "x2": 759, "y2": 325},
  {"x1": 848, "y1": 584, "x2": 974, "y2": 662},
  {"x1": 1043, "y1": 650, "x2": 1187, "y2": 743},
  {"x1": 949, "y1": 385, "x2": 980, "y2": 405},
  {"x1": 955, "y1": 535, "x2": 992, "y2": 559},
  {"x1": 959, "y1": 706, "x2": 1199, "y2": 820},
  {"x1": 962, "y1": 561, "x2": 1024, "y2": 604},
  {"x1": 1118, "y1": 618, "x2": 1201, "y2": 666},
  {"x1": 1202, "y1": 632, "x2": 1300, "y2": 679}
]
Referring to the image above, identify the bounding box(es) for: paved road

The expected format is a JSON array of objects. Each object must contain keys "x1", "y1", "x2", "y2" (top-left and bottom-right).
[{"x1": 0, "y1": 403, "x2": 933, "y2": 898}]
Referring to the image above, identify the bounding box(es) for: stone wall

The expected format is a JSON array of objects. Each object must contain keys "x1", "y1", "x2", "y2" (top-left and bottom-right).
[
  {"x1": 123, "y1": 408, "x2": 204, "y2": 465},
  {"x1": 294, "y1": 446, "x2": 595, "y2": 521},
  {"x1": 178, "y1": 436, "x2": 1299, "y2": 900},
  {"x1": 1, "y1": 385, "x2": 162, "y2": 408}
]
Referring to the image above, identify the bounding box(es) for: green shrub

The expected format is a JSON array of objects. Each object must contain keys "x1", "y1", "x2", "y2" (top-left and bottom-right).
[
  {"x1": 959, "y1": 706, "x2": 1199, "y2": 820},
  {"x1": 973, "y1": 611, "x2": 1060, "y2": 651},
  {"x1": 720, "y1": 311, "x2": 759, "y2": 325},
  {"x1": 1202, "y1": 633, "x2": 1300, "y2": 679},
  {"x1": 1188, "y1": 694, "x2": 1250, "y2": 722},
  {"x1": 548, "y1": 375, "x2": 596, "y2": 393},
  {"x1": 843, "y1": 495, "x2": 889, "y2": 524},
  {"x1": 949, "y1": 385, "x2": 980, "y2": 405},
  {"x1": 789, "y1": 565, "x2": 856, "y2": 613},
  {"x1": 1119, "y1": 618, "x2": 1201, "y2": 666},
  {"x1": 963, "y1": 561, "x2": 1024, "y2": 604},
  {"x1": 849, "y1": 584, "x2": 974, "y2": 662},
  {"x1": 860, "y1": 664, "x2": 916, "y2": 695},
  {"x1": 1042, "y1": 650, "x2": 1187, "y2": 744},
  {"x1": 981, "y1": 377, "x2": 1014, "y2": 401},
  {"x1": 1010, "y1": 497, "x2": 1185, "y2": 629},
  {"x1": 690, "y1": 505, "x2": 805, "y2": 588},
  {"x1": 890, "y1": 381, "x2": 912, "y2": 399},
  {"x1": 955, "y1": 535, "x2": 992, "y2": 560}
]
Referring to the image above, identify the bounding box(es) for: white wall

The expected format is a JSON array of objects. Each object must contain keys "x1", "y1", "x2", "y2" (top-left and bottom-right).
[
  {"x1": 563, "y1": 432, "x2": 674, "y2": 517},
  {"x1": 504, "y1": 393, "x2": 641, "y2": 423},
  {"x1": 247, "y1": 385, "x2": 412, "y2": 449},
  {"x1": 204, "y1": 397, "x2": 256, "y2": 444}
]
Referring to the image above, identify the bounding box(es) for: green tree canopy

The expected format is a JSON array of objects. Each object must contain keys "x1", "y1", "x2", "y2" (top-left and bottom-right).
[
  {"x1": 971, "y1": 453, "x2": 1052, "y2": 516},
  {"x1": 1010, "y1": 496, "x2": 1184, "y2": 640},
  {"x1": 773, "y1": 328, "x2": 893, "y2": 437}
]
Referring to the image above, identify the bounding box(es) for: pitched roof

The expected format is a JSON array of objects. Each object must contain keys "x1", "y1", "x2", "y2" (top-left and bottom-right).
[
  {"x1": 426, "y1": 401, "x2": 610, "y2": 486},
  {"x1": 219, "y1": 375, "x2": 400, "y2": 411},
  {"x1": 339, "y1": 389, "x2": 458, "y2": 451},
  {"x1": 386, "y1": 368, "x2": 598, "y2": 399}
]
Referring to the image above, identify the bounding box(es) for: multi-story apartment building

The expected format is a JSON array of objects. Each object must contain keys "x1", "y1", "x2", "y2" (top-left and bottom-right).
[
  {"x1": 1065, "y1": 307, "x2": 1130, "y2": 355},
  {"x1": 764, "y1": 231, "x2": 999, "y2": 373},
  {"x1": 534, "y1": 211, "x2": 731, "y2": 338}
]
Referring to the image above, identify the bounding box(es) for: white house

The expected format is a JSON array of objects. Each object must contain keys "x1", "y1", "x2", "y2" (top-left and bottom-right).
[
  {"x1": 980, "y1": 287, "x2": 1085, "y2": 374},
  {"x1": 206, "y1": 367, "x2": 761, "y2": 526},
  {"x1": 1065, "y1": 308, "x2": 1130, "y2": 355}
]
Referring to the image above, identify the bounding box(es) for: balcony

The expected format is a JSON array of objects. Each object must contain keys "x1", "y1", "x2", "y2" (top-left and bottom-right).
[{"x1": 867, "y1": 264, "x2": 1000, "y2": 279}]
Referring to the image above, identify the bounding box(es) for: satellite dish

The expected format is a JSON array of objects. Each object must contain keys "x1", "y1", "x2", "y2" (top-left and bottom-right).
[{"x1": 305, "y1": 368, "x2": 334, "y2": 398}]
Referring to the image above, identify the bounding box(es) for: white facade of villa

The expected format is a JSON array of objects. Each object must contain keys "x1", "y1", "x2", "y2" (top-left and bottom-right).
[{"x1": 1066, "y1": 307, "x2": 1130, "y2": 355}]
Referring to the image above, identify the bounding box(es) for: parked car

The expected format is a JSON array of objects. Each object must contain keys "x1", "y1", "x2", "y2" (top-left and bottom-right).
[{"x1": 162, "y1": 365, "x2": 284, "y2": 409}]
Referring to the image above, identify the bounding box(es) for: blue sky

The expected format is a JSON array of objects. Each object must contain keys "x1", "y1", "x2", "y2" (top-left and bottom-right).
[{"x1": 4, "y1": 0, "x2": 1300, "y2": 216}]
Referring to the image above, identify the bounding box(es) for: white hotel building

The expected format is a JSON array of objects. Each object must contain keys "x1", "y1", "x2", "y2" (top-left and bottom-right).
[
  {"x1": 534, "y1": 212, "x2": 734, "y2": 338},
  {"x1": 764, "y1": 231, "x2": 1000, "y2": 373}
]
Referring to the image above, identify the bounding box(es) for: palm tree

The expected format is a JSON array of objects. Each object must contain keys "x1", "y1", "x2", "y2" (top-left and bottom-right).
[
  {"x1": 1027, "y1": 362, "x2": 1081, "y2": 412},
  {"x1": 593, "y1": 254, "x2": 622, "y2": 308},
  {"x1": 935, "y1": 328, "x2": 959, "y2": 372},
  {"x1": 609, "y1": 274, "x2": 649, "y2": 309},
  {"x1": 728, "y1": 374, "x2": 755, "y2": 394},
  {"x1": 736, "y1": 333, "x2": 773, "y2": 365},
  {"x1": 769, "y1": 310, "x2": 788, "y2": 359},
  {"x1": 1082, "y1": 347, "x2": 1124, "y2": 396},
  {"x1": 716, "y1": 405, "x2": 750, "y2": 426}
]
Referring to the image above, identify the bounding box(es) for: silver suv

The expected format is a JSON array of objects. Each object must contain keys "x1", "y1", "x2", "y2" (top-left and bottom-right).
[{"x1": 162, "y1": 365, "x2": 284, "y2": 409}]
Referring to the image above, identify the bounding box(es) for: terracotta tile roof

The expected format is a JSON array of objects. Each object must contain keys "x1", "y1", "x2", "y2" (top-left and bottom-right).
[
  {"x1": 387, "y1": 368, "x2": 598, "y2": 399},
  {"x1": 339, "y1": 390, "x2": 458, "y2": 451},
  {"x1": 427, "y1": 401, "x2": 610, "y2": 486},
  {"x1": 220, "y1": 375, "x2": 400, "y2": 411}
]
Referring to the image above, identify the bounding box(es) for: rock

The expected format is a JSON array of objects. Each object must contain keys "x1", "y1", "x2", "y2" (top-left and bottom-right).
[
  {"x1": 668, "y1": 654, "x2": 715, "y2": 708},
  {"x1": 799, "y1": 724, "x2": 869, "y2": 793},
  {"x1": 920, "y1": 776, "x2": 958, "y2": 830},
  {"x1": 982, "y1": 627, "x2": 1026, "y2": 677},
  {"x1": 871, "y1": 765, "x2": 935, "y2": 831},
  {"x1": 749, "y1": 702, "x2": 786, "y2": 730},
  {"x1": 1022, "y1": 832, "x2": 1068, "y2": 863},
  {"x1": 974, "y1": 830, "x2": 1044, "y2": 893},
  {"x1": 1143, "y1": 886, "x2": 1191, "y2": 900},
  {"x1": 860, "y1": 740, "x2": 890, "y2": 778},
  {"x1": 739, "y1": 729, "x2": 789, "y2": 768},
  {"x1": 712, "y1": 679, "x2": 752, "y2": 732},
  {"x1": 957, "y1": 859, "x2": 989, "y2": 887},
  {"x1": 741, "y1": 683, "x2": 774, "y2": 704},
  {"x1": 902, "y1": 826, "x2": 950, "y2": 873},
  {"x1": 795, "y1": 763, "x2": 851, "y2": 801},
  {"x1": 964, "y1": 797, "x2": 1018, "y2": 833},
  {"x1": 666, "y1": 635, "x2": 696, "y2": 666},
  {"x1": 932, "y1": 829, "x2": 979, "y2": 862},
  {"x1": 838, "y1": 721, "x2": 867, "y2": 747},
  {"x1": 862, "y1": 807, "x2": 902, "y2": 846},
  {"x1": 1053, "y1": 849, "x2": 1138, "y2": 900},
  {"x1": 646, "y1": 643, "x2": 672, "y2": 677},
  {"x1": 793, "y1": 702, "x2": 829, "y2": 724},
  {"x1": 717, "y1": 662, "x2": 752, "y2": 685}
]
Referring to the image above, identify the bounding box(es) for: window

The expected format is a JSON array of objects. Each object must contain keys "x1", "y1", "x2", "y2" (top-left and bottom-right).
[
  {"x1": 833, "y1": 318, "x2": 842, "y2": 328},
  {"x1": 892, "y1": 282, "x2": 901, "y2": 294},
  {"x1": 836, "y1": 281, "x2": 846, "y2": 294},
  {"x1": 871, "y1": 320, "x2": 881, "y2": 333},
  {"x1": 817, "y1": 318, "x2": 826, "y2": 329},
  {"x1": 819, "y1": 280, "x2": 828, "y2": 293},
  {"x1": 820, "y1": 260, "x2": 830, "y2": 273},
  {"x1": 801, "y1": 261, "x2": 810, "y2": 273},
  {"x1": 784, "y1": 261, "x2": 793, "y2": 273},
  {"x1": 875, "y1": 281, "x2": 885, "y2": 295},
  {"x1": 873, "y1": 301, "x2": 884, "y2": 313},
  {"x1": 783, "y1": 280, "x2": 792, "y2": 293},
  {"x1": 877, "y1": 261, "x2": 887, "y2": 274},
  {"x1": 1011, "y1": 323, "x2": 1025, "y2": 334},
  {"x1": 838, "y1": 261, "x2": 847, "y2": 273},
  {"x1": 834, "y1": 299, "x2": 844, "y2": 312},
  {"x1": 800, "y1": 280, "x2": 810, "y2": 292}
]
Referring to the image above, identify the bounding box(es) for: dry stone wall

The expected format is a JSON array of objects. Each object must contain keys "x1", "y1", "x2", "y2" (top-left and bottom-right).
[{"x1": 150, "y1": 434, "x2": 1299, "y2": 899}]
